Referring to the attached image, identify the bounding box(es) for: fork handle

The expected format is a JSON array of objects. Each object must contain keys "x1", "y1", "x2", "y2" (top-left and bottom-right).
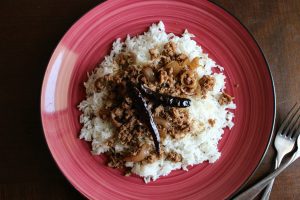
[
  {"x1": 261, "y1": 155, "x2": 282, "y2": 200},
  {"x1": 233, "y1": 156, "x2": 297, "y2": 200},
  {"x1": 261, "y1": 179, "x2": 274, "y2": 200}
]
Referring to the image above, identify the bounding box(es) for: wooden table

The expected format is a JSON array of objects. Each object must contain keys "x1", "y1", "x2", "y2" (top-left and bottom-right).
[{"x1": 0, "y1": 0, "x2": 299, "y2": 199}]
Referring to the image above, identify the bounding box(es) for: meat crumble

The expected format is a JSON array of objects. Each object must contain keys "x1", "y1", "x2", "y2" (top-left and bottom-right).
[
  {"x1": 218, "y1": 92, "x2": 233, "y2": 105},
  {"x1": 166, "y1": 151, "x2": 182, "y2": 162},
  {"x1": 198, "y1": 75, "x2": 215, "y2": 97},
  {"x1": 208, "y1": 119, "x2": 216, "y2": 127}
]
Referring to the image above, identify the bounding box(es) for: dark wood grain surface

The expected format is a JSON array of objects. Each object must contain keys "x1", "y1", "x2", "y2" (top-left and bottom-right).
[{"x1": 0, "y1": 0, "x2": 299, "y2": 199}]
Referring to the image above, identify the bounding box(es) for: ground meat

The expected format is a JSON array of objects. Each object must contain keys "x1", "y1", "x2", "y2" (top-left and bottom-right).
[
  {"x1": 153, "y1": 106, "x2": 191, "y2": 139},
  {"x1": 158, "y1": 56, "x2": 171, "y2": 68},
  {"x1": 158, "y1": 69, "x2": 175, "y2": 88},
  {"x1": 176, "y1": 53, "x2": 188, "y2": 62},
  {"x1": 199, "y1": 75, "x2": 215, "y2": 96},
  {"x1": 132, "y1": 124, "x2": 146, "y2": 137},
  {"x1": 116, "y1": 52, "x2": 136, "y2": 68},
  {"x1": 149, "y1": 48, "x2": 160, "y2": 60},
  {"x1": 94, "y1": 74, "x2": 114, "y2": 91},
  {"x1": 111, "y1": 107, "x2": 124, "y2": 127},
  {"x1": 118, "y1": 124, "x2": 134, "y2": 144},
  {"x1": 208, "y1": 119, "x2": 216, "y2": 127},
  {"x1": 171, "y1": 108, "x2": 184, "y2": 120},
  {"x1": 159, "y1": 86, "x2": 181, "y2": 97},
  {"x1": 165, "y1": 108, "x2": 191, "y2": 139},
  {"x1": 109, "y1": 97, "x2": 142, "y2": 146},
  {"x1": 162, "y1": 42, "x2": 176, "y2": 57},
  {"x1": 94, "y1": 78, "x2": 105, "y2": 91},
  {"x1": 147, "y1": 83, "x2": 158, "y2": 91},
  {"x1": 104, "y1": 139, "x2": 115, "y2": 147},
  {"x1": 123, "y1": 65, "x2": 140, "y2": 83},
  {"x1": 98, "y1": 108, "x2": 111, "y2": 120},
  {"x1": 166, "y1": 151, "x2": 182, "y2": 162},
  {"x1": 153, "y1": 105, "x2": 165, "y2": 117},
  {"x1": 107, "y1": 152, "x2": 125, "y2": 169},
  {"x1": 218, "y1": 92, "x2": 233, "y2": 105},
  {"x1": 97, "y1": 41, "x2": 199, "y2": 171},
  {"x1": 110, "y1": 96, "x2": 153, "y2": 153},
  {"x1": 123, "y1": 109, "x2": 134, "y2": 120}
]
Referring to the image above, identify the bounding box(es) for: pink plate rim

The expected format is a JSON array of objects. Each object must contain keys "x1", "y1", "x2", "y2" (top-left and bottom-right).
[{"x1": 208, "y1": 2, "x2": 276, "y2": 197}]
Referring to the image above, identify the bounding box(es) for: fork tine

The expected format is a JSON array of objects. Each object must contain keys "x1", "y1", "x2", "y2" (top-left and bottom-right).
[
  {"x1": 290, "y1": 113, "x2": 300, "y2": 138},
  {"x1": 278, "y1": 103, "x2": 300, "y2": 136},
  {"x1": 292, "y1": 114, "x2": 300, "y2": 140},
  {"x1": 285, "y1": 105, "x2": 300, "y2": 138}
]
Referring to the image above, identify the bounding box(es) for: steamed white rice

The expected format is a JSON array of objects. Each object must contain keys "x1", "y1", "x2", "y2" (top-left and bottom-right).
[{"x1": 78, "y1": 21, "x2": 236, "y2": 183}]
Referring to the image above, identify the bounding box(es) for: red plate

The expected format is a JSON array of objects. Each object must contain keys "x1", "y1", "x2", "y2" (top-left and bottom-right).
[{"x1": 41, "y1": 0, "x2": 275, "y2": 199}]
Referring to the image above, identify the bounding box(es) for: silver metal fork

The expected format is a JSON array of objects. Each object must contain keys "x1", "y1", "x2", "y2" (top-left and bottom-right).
[
  {"x1": 233, "y1": 132, "x2": 300, "y2": 200},
  {"x1": 234, "y1": 103, "x2": 300, "y2": 200},
  {"x1": 261, "y1": 103, "x2": 300, "y2": 200}
]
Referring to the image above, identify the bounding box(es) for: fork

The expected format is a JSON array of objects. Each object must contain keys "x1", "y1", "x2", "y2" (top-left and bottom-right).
[
  {"x1": 233, "y1": 103, "x2": 300, "y2": 200},
  {"x1": 233, "y1": 130, "x2": 300, "y2": 200},
  {"x1": 261, "y1": 103, "x2": 300, "y2": 200}
]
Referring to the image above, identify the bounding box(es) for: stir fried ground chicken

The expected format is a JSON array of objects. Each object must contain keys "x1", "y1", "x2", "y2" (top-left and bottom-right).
[{"x1": 93, "y1": 42, "x2": 232, "y2": 171}]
